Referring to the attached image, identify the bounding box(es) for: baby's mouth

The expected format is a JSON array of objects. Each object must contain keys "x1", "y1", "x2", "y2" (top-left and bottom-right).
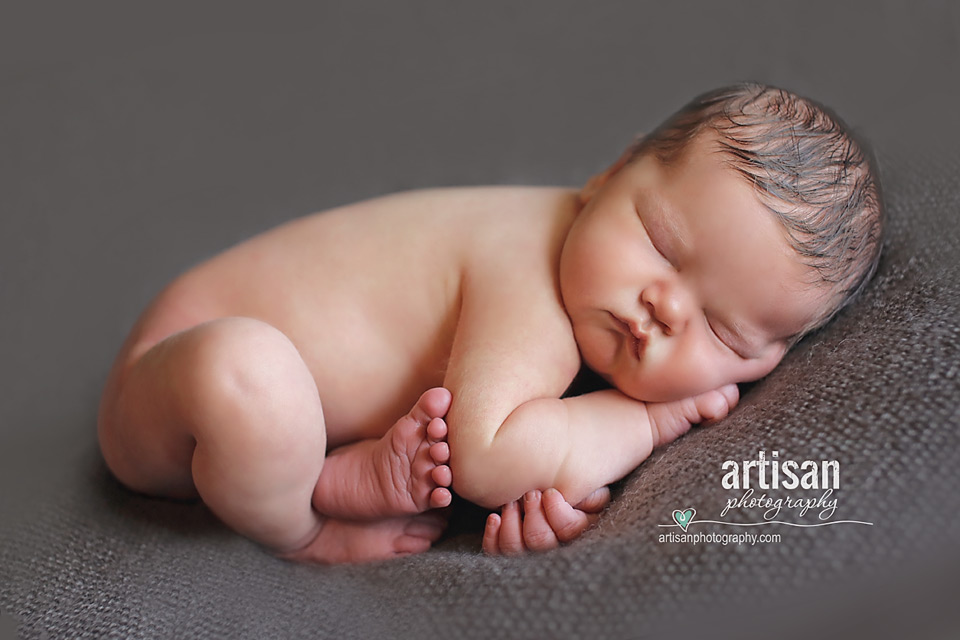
[
  {"x1": 611, "y1": 313, "x2": 649, "y2": 361},
  {"x1": 632, "y1": 329, "x2": 648, "y2": 361}
]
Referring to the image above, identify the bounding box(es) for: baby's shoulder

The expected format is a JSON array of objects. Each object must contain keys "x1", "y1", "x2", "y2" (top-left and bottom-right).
[
  {"x1": 427, "y1": 185, "x2": 578, "y2": 249},
  {"x1": 450, "y1": 185, "x2": 580, "y2": 352}
]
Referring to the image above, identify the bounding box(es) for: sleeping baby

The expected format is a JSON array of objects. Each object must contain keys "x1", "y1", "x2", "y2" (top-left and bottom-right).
[{"x1": 97, "y1": 82, "x2": 883, "y2": 563}]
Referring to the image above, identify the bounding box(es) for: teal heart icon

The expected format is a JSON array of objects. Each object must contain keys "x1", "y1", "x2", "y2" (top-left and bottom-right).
[{"x1": 672, "y1": 508, "x2": 696, "y2": 532}]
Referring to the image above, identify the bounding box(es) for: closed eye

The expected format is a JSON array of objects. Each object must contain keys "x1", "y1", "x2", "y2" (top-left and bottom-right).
[
  {"x1": 637, "y1": 207, "x2": 673, "y2": 266},
  {"x1": 706, "y1": 315, "x2": 746, "y2": 359}
]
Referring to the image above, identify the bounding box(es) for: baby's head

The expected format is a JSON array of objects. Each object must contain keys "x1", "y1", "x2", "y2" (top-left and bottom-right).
[{"x1": 560, "y1": 82, "x2": 884, "y2": 402}]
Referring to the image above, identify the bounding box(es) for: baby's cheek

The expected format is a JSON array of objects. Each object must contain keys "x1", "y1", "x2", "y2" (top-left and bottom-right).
[{"x1": 641, "y1": 339, "x2": 723, "y2": 400}]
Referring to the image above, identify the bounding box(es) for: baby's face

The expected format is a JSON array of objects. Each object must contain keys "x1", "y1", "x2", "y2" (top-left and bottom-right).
[{"x1": 559, "y1": 133, "x2": 830, "y2": 403}]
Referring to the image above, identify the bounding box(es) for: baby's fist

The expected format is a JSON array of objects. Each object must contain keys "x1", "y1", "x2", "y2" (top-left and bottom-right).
[
  {"x1": 482, "y1": 487, "x2": 610, "y2": 555},
  {"x1": 648, "y1": 383, "x2": 740, "y2": 447}
]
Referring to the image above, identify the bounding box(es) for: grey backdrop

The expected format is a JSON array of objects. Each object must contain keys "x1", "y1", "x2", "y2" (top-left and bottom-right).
[{"x1": 2, "y1": 2, "x2": 959, "y2": 639}]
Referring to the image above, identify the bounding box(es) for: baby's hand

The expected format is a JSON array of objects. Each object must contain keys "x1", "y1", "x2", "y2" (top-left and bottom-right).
[
  {"x1": 482, "y1": 487, "x2": 610, "y2": 555},
  {"x1": 646, "y1": 383, "x2": 739, "y2": 448}
]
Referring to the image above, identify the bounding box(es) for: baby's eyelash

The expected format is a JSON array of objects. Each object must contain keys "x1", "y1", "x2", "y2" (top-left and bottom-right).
[
  {"x1": 637, "y1": 210, "x2": 672, "y2": 265},
  {"x1": 706, "y1": 316, "x2": 735, "y2": 352},
  {"x1": 706, "y1": 316, "x2": 721, "y2": 340}
]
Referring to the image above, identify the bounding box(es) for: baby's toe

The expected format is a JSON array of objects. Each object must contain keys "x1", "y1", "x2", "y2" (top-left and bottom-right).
[
  {"x1": 410, "y1": 388, "x2": 452, "y2": 424},
  {"x1": 431, "y1": 464, "x2": 452, "y2": 487},
  {"x1": 429, "y1": 441, "x2": 450, "y2": 464},
  {"x1": 394, "y1": 535, "x2": 433, "y2": 556},
  {"x1": 426, "y1": 417, "x2": 447, "y2": 442},
  {"x1": 405, "y1": 511, "x2": 448, "y2": 542},
  {"x1": 429, "y1": 487, "x2": 452, "y2": 509}
]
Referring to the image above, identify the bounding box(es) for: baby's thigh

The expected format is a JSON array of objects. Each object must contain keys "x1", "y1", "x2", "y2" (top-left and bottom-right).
[
  {"x1": 98, "y1": 281, "x2": 219, "y2": 456},
  {"x1": 99, "y1": 280, "x2": 315, "y2": 488},
  {"x1": 99, "y1": 312, "x2": 325, "y2": 499}
]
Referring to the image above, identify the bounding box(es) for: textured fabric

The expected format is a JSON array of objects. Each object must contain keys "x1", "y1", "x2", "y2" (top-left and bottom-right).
[{"x1": 2, "y1": 3, "x2": 959, "y2": 639}]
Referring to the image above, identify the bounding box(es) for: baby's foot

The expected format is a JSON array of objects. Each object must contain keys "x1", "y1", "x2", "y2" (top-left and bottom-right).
[
  {"x1": 280, "y1": 511, "x2": 448, "y2": 564},
  {"x1": 378, "y1": 389, "x2": 453, "y2": 514},
  {"x1": 312, "y1": 388, "x2": 453, "y2": 520}
]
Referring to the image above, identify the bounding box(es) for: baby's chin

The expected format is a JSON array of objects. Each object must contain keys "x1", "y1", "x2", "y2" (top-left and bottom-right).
[
  {"x1": 580, "y1": 341, "x2": 734, "y2": 403},
  {"x1": 620, "y1": 387, "x2": 692, "y2": 404},
  {"x1": 604, "y1": 375, "x2": 676, "y2": 404},
  {"x1": 613, "y1": 376, "x2": 734, "y2": 404}
]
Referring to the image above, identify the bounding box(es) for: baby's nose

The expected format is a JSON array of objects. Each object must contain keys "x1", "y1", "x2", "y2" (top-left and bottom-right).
[{"x1": 641, "y1": 282, "x2": 689, "y2": 336}]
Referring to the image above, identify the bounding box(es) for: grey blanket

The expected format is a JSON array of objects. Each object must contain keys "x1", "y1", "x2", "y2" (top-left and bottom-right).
[{"x1": 2, "y1": 3, "x2": 958, "y2": 639}]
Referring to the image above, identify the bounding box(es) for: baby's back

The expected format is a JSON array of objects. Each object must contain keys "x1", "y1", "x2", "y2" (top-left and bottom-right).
[{"x1": 149, "y1": 186, "x2": 580, "y2": 445}]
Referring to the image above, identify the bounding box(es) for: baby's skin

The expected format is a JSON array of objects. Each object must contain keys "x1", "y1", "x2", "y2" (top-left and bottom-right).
[{"x1": 98, "y1": 132, "x2": 825, "y2": 563}]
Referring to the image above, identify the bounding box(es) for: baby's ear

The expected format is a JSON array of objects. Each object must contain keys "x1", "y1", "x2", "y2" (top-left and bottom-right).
[{"x1": 577, "y1": 145, "x2": 637, "y2": 207}]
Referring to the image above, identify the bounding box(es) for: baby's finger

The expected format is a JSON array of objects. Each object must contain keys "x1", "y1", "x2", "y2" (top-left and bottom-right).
[
  {"x1": 698, "y1": 384, "x2": 740, "y2": 424},
  {"x1": 483, "y1": 513, "x2": 502, "y2": 555},
  {"x1": 719, "y1": 383, "x2": 740, "y2": 410},
  {"x1": 498, "y1": 500, "x2": 526, "y2": 555},
  {"x1": 521, "y1": 491, "x2": 560, "y2": 552},
  {"x1": 574, "y1": 486, "x2": 611, "y2": 514},
  {"x1": 542, "y1": 488, "x2": 591, "y2": 543}
]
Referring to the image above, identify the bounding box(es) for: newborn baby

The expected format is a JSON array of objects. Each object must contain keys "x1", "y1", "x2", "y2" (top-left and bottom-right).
[{"x1": 97, "y1": 82, "x2": 883, "y2": 563}]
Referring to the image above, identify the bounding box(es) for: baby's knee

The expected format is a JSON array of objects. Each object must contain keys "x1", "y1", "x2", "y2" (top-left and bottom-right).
[
  {"x1": 193, "y1": 317, "x2": 303, "y2": 389},
  {"x1": 184, "y1": 317, "x2": 322, "y2": 444}
]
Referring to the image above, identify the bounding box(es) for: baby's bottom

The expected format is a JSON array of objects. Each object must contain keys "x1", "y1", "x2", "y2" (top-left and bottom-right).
[{"x1": 98, "y1": 316, "x2": 453, "y2": 564}]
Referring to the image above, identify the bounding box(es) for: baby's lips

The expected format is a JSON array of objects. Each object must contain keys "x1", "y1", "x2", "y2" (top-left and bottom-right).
[{"x1": 633, "y1": 331, "x2": 649, "y2": 361}]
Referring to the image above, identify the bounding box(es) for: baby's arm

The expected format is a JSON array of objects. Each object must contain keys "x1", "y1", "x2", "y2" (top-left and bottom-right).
[
  {"x1": 444, "y1": 259, "x2": 736, "y2": 510},
  {"x1": 480, "y1": 387, "x2": 738, "y2": 555},
  {"x1": 452, "y1": 384, "x2": 738, "y2": 509}
]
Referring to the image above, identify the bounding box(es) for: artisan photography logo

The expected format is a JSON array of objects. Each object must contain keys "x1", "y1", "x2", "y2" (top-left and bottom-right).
[{"x1": 658, "y1": 450, "x2": 873, "y2": 546}]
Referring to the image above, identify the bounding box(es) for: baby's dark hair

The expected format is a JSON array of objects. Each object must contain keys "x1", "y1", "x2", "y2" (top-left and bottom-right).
[{"x1": 631, "y1": 82, "x2": 884, "y2": 340}]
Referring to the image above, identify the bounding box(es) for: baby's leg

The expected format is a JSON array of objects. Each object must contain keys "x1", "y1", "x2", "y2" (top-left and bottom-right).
[
  {"x1": 98, "y1": 317, "x2": 446, "y2": 562},
  {"x1": 311, "y1": 388, "x2": 453, "y2": 520},
  {"x1": 279, "y1": 511, "x2": 449, "y2": 565},
  {"x1": 99, "y1": 317, "x2": 328, "y2": 552}
]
